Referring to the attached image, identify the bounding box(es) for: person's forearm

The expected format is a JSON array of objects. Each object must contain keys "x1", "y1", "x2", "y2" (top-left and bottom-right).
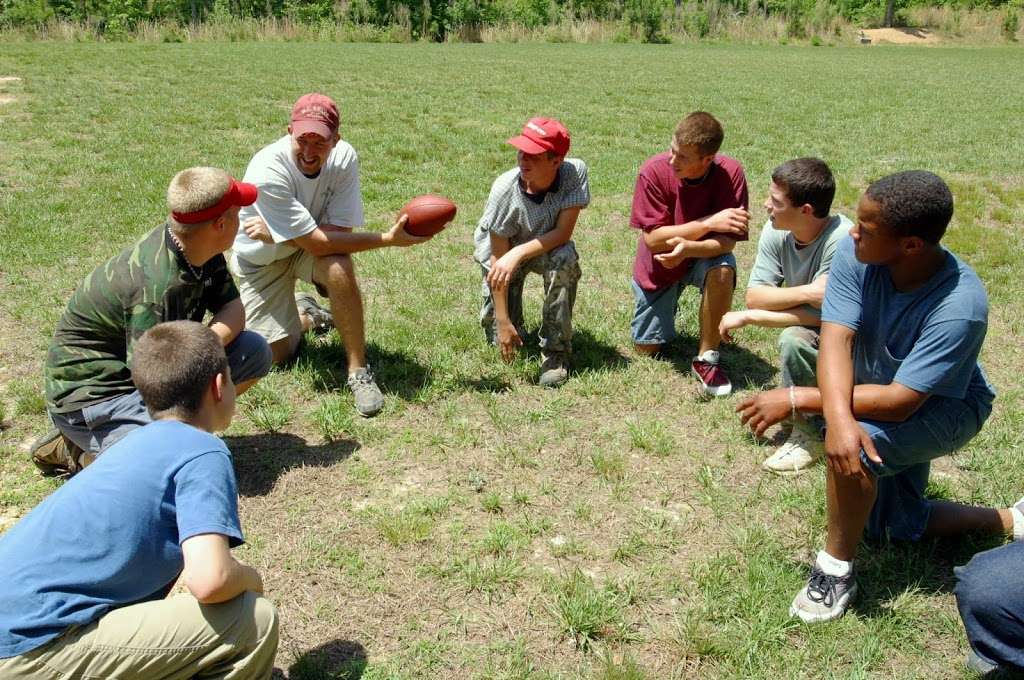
[
  {"x1": 684, "y1": 236, "x2": 735, "y2": 258},
  {"x1": 208, "y1": 300, "x2": 245, "y2": 346},
  {"x1": 187, "y1": 559, "x2": 263, "y2": 604},
  {"x1": 793, "y1": 384, "x2": 923, "y2": 423},
  {"x1": 818, "y1": 323, "x2": 857, "y2": 427},
  {"x1": 746, "y1": 284, "x2": 818, "y2": 311},
  {"x1": 643, "y1": 220, "x2": 711, "y2": 252},
  {"x1": 299, "y1": 229, "x2": 389, "y2": 257},
  {"x1": 492, "y1": 284, "x2": 512, "y2": 324},
  {"x1": 509, "y1": 228, "x2": 572, "y2": 263},
  {"x1": 739, "y1": 307, "x2": 821, "y2": 329}
]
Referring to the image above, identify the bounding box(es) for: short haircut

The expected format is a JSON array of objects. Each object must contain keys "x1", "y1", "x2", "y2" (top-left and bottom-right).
[
  {"x1": 865, "y1": 170, "x2": 954, "y2": 244},
  {"x1": 131, "y1": 321, "x2": 228, "y2": 420},
  {"x1": 673, "y1": 112, "x2": 724, "y2": 157},
  {"x1": 771, "y1": 158, "x2": 836, "y2": 219},
  {"x1": 166, "y1": 166, "x2": 232, "y2": 235}
]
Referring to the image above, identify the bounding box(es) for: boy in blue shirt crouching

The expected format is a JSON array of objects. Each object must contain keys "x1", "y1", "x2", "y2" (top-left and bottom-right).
[
  {"x1": 0, "y1": 320, "x2": 278, "y2": 678},
  {"x1": 736, "y1": 171, "x2": 1023, "y2": 624}
]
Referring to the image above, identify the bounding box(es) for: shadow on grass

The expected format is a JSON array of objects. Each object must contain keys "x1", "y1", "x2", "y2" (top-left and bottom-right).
[
  {"x1": 225, "y1": 433, "x2": 360, "y2": 497},
  {"x1": 294, "y1": 338, "x2": 516, "y2": 397},
  {"x1": 660, "y1": 332, "x2": 776, "y2": 390},
  {"x1": 516, "y1": 327, "x2": 631, "y2": 375},
  {"x1": 286, "y1": 639, "x2": 368, "y2": 680},
  {"x1": 844, "y1": 531, "x2": 1006, "y2": 619}
]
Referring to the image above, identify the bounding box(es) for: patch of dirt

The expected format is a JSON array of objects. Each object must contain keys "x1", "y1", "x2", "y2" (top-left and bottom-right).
[
  {"x1": 0, "y1": 96, "x2": 16, "y2": 105},
  {"x1": 0, "y1": 77, "x2": 21, "y2": 84},
  {"x1": 862, "y1": 27, "x2": 940, "y2": 44}
]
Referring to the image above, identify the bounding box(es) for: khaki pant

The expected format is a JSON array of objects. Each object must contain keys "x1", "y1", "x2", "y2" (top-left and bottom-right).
[{"x1": 0, "y1": 592, "x2": 278, "y2": 679}]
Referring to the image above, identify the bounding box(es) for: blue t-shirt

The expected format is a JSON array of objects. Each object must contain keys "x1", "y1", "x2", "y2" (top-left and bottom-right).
[
  {"x1": 822, "y1": 236, "x2": 995, "y2": 410},
  {"x1": 0, "y1": 420, "x2": 243, "y2": 658}
]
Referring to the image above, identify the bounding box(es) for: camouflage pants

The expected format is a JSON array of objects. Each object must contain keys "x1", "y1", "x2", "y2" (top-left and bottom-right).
[{"x1": 479, "y1": 242, "x2": 581, "y2": 356}]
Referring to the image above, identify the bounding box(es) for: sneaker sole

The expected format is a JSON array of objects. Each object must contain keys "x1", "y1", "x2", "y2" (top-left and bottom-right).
[{"x1": 789, "y1": 583, "x2": 858, "y2": 623}]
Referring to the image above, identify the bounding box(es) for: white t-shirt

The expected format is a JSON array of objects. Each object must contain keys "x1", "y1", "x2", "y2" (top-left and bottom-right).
[{"x1": 233, "y1": 135, "x2": 365, "y2": 266}]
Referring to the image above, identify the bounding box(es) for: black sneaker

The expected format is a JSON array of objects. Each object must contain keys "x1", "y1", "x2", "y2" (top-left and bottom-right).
[
  {"x1": 295, "y1": 293, "x2": 334, "y2": 335},
  {"x1": 539, "y1": 353, "x2": 569, "y2": 388},
  {"x1": 790, "y1": 561, "x2": 858, "y2": 623}
]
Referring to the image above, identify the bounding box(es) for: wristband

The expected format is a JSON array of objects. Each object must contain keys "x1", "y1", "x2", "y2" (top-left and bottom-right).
[{"x1": 789, "y1": 385, "x2": 798, "y2": 420}]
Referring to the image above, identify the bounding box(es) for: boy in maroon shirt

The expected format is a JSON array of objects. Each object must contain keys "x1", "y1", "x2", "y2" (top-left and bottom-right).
[{"x1": 629, "y1": 112, "x2": 750, "y2": 396}]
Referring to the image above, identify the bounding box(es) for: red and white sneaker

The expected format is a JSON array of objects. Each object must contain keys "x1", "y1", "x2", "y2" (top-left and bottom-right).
[{"x1": 691, "y1": 349, "x2": 732, "y2": 397}]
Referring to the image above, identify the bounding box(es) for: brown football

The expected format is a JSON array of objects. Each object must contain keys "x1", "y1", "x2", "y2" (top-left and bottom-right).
[{"x1": 400, "y1": 194, "x2": 457, "y2": 237}]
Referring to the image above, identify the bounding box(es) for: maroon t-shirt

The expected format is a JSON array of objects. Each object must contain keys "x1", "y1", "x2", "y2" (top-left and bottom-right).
[{"x1": 630, "y1": 152, "x2": 749, "y2": 291}]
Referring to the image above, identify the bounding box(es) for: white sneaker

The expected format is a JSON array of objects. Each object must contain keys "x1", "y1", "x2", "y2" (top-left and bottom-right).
[
  {"x1": 1011, "y1": 496, "x2": 1024, "y2": 540},
  {"x1": 762, "y1": 428, "x2": 824, "y2": 474},
  {"x1": 790, "y1": 562, "x2": 857, "y2": 623}
]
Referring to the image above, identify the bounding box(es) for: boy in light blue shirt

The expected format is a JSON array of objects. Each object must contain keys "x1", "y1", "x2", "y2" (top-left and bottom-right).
[{"x1": 735, "y1": 171, "x2": 1022, "y2": 624}]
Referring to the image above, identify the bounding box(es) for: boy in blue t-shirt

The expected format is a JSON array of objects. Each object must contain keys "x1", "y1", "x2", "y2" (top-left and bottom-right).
[
  {"x1": 0, "y1": 321, "x2": 278, "y2": 678},
  {"x1": 735, "y1": 171, "x2": 1022, "y2": 624}
]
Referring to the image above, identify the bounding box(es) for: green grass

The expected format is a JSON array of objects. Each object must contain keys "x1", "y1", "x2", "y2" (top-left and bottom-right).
[{"x1": 1, "y1": 42, "x2": 1023, "y2": 678}]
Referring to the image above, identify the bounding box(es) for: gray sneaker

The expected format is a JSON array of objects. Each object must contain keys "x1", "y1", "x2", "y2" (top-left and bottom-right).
[
  {"x1": 790, "y1": 562, "x2": 858, "y2": 623},
  {"x1": 539, "y1": 353, "x2": 569, "y2": 388},
  {"x1": 348, "y1": 367, "x2": 384, "y2": 417},
  {"x1": 295, "y1": 293, "x2": 334, "y2": 335}
]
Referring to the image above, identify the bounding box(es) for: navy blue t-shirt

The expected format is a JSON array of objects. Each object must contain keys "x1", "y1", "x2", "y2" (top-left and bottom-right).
[
  {"x1": 0, "y1": 420, "x2": 243, "y2": 658},
  {"x1": 822, "y1": 235, "x2": 995, "y2": 409}
]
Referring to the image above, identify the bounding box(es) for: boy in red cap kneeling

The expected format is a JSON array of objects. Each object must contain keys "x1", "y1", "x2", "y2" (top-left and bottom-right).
[{"x1": 473, "y1": 117, "x2": 590, "y2": 387}]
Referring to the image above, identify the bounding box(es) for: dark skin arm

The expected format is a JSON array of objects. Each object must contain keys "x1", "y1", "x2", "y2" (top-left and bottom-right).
[{"x1": 737, "y1": 323, "x2": 929, "y2": 476}]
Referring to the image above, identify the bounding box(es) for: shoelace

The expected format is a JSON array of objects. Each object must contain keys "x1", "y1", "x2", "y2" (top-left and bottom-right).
[{"x1": 806, "y1": 568, "x2": 846, "y2": 606}]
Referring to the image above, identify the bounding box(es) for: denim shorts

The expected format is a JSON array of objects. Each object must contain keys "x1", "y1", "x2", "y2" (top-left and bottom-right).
[
  {"x1": 853, "y1": 394, "x2": 990, "y2": 542},
  {"x1": 630, "y1": 252, "x2": 736, "y2": 344},
  {"x1": 51, "y1": 330, "x2": 272, "y2": 455}
]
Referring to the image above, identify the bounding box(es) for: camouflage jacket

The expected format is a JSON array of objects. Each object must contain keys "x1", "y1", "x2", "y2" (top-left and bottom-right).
[{"x1": 44, "y1": 224, "x2": 239, "y2": 413}]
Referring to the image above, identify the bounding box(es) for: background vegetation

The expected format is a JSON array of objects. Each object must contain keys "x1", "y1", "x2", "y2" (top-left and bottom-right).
[
  {"x1": 0, "y1": 0, "x2": 1021, "y2": 43},
  {"x1": 2, "y1": 42, "x2": 1024, "y2": 677}
]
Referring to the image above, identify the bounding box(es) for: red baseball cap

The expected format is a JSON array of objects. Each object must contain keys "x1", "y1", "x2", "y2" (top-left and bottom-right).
[
  {"x1": 290, "y1": 93, "x2": 340, "y2": 140},
  {"x1": 507, "y1": 117, "x2": 570, "y2": 157},
  {"x1": 171, "y1": 178, "x2": 258, "y2": 225}
]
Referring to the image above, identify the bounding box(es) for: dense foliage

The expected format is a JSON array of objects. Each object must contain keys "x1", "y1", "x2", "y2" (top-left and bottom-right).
[{"x1": 0, "y1": 0, "x2": 1019, "y2": 40}]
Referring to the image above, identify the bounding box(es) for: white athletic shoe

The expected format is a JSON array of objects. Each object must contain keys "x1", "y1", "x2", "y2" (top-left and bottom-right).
[
  {"x1": 762, "y1": 428, "x2": 824, "y2": 474},
  {"x1": 790, "y1": 562, "x2": 858, "y2": 623},
  {"x1": 1010, "y1": 496, "x2": 1024, "y2": 541}
]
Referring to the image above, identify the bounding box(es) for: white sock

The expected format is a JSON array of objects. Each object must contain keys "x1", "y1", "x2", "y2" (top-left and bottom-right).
[
  {"x1": 1010, "y1": 502, "x2": 1024, "y2": 541},
  {"x1": 816, "y1": 549, "x2": 852, "y2": 577}
]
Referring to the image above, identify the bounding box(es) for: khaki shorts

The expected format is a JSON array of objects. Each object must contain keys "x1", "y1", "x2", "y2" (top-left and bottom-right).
[{"x1": 228, "y1": 249, "x2": 323, "y2": 344}]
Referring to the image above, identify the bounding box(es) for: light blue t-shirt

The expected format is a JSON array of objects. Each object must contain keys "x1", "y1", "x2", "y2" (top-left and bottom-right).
[
  {"x1": 822, "y1": 236, "x2": 995, "y2": 408},
  {"x1": 0, "y1": 420, "x2": 243, "y2": 658}
]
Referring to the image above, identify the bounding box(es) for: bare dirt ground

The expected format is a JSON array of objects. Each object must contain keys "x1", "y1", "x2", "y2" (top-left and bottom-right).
[{"x1": 862, "y1": 27, "x2": 941, "y2": 44}]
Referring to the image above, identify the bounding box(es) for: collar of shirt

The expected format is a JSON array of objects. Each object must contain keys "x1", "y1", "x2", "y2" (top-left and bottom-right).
[{"x1": 518, "y1": 166, "x2": 562, "y2": 204}]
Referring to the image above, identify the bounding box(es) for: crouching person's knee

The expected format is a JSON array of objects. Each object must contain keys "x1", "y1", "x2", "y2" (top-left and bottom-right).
[
  {"x1": 318, "y1": 254, "x2": 357, "y2": 293},
  {"x1": 228, "y1": 592, "x2": 280, "y2": 676}
]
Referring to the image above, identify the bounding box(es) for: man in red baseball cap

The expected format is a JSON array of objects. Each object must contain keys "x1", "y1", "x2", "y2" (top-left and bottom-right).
[
  {"x1": 472, "y1": 116, "x2": 590, "y2": 388},
  {"x1": 32, "y1": 167, "x2": 273, "y2": 475},
  {"x1": 229, "y1": 92, "x2": 431, "y2": 418}
]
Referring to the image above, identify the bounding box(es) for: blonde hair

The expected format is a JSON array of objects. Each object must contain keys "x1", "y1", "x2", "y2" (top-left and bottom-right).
[{"x1": 166, "y1": 166, "x2": 232, "y2": 235}]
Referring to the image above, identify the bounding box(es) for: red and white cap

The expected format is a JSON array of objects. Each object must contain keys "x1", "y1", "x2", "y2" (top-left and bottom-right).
[
  {"x1": 290, "y1": 93, "x2": 340, "y2": 140},
  {"x1": 171, "y1": 178, "x2": 258, "y2": 225},
  {"x1": 507, "y1": 117, "x2": 570, "y2": 157}
]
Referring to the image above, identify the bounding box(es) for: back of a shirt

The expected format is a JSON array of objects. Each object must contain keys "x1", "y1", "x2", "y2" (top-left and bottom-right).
[{"x1": 0, "y1": 421, "x2": 243, "y2": 659}]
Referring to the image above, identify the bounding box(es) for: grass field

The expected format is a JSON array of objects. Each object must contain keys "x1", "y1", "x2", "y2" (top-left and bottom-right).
[{"x1": 2, "y1": 43, "x2": 1024, "y2": 678}]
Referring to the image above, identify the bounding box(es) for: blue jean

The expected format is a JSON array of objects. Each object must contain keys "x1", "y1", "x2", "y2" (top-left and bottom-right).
[
  {"x1": 955, "y1": 541, "x2": 1024, "y2": 672},
  {"x1": 630, "y1": 252, "x2": 736, "y2": 345},
  {"x1": 854, "y1": 395, "x2": 990, "y2": 542},
  {"x1": 50, "y1": 330, "x2": 272, "y2": 455}
]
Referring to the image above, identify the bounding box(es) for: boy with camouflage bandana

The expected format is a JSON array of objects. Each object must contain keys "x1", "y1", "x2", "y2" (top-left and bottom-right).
[
  {"x1": 473, "y1": 117, "x2": 590, "y2": 388},
  {"x1": 31, "y1": 167, "x2": 272, "y2": 474}
]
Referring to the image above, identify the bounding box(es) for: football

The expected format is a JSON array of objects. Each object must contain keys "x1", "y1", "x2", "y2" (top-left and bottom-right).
[{"x1": 400, "y1": 194, "x2": 457, "y2": 237}]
